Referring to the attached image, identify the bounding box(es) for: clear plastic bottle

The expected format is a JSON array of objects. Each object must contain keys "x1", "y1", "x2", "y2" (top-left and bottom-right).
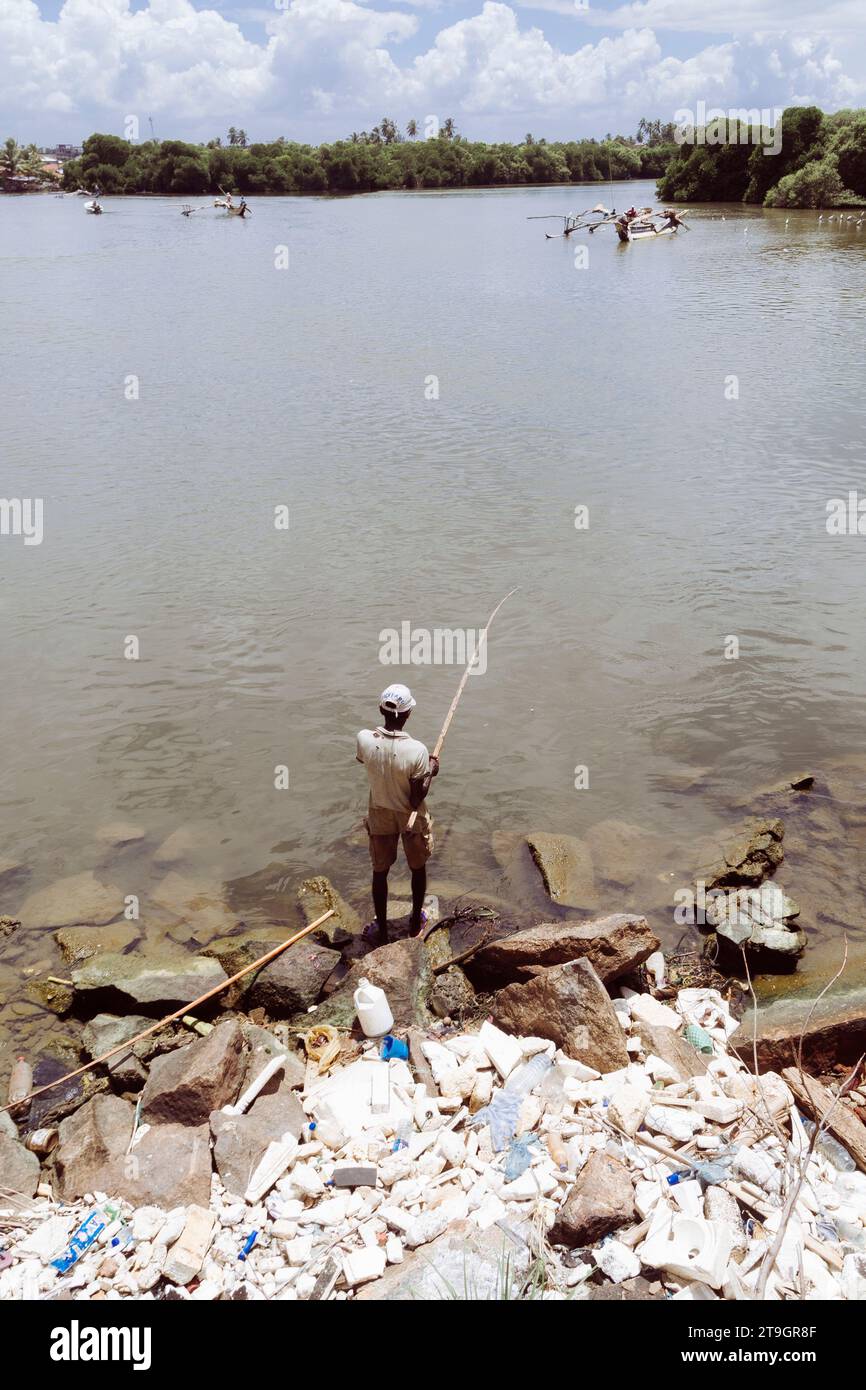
[
  {"x1": 546, "y1": 1129, "x2": 568, "y2": 1171},
  {"x1": 7, "y1": 1057, "x2": 32, "y2": 1107}
]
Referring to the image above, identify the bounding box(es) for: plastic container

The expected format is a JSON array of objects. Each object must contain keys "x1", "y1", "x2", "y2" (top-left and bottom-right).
[
  {"x1": 353, "y1": 979, "x2": 393, "y2": 1037},
  {"x1": 546, "y1": 1130, "x2": 568, "y2": 1171},
  {"x1": 7, "y1": 1057, "x2": 32, "y2": 1107},
  {"x1": 380, "y1": 1035, "x2": 409, "y2": 1062}
]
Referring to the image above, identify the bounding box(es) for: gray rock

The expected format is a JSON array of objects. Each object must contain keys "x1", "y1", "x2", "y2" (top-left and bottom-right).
[
  {"x1": 492, "y1": 958, "x2": 629, "y2": 1072},
  {"x1": 702, "y1": 818, "x2": 784, "y2": 892},
  {"x1": 54, "y1": 1094, "x2": 135, "y2": 1200},
  {"x1": 55, "y1": 922, "x2": 141, "y2": 966},
  {"x1": 72, "y1": 949, "x2": 228, "y2": 1009},
  {"x1": 240, "y1": 1027, "x2": 306, "y2": 1091},
  {"x1": 0, "y1": 1133, "x2": 40, "y2": 1197},
  {"x1": 549, "y1": 1151, "x2": 636, "y2": 1247},
  {"x1": 0, "y1": 1111, "x2": 19, "y2": 1140},
  {"x1": 707, "y1": 881, "x2": 805, "y2": 965},
  {"x1": 246, "y1": 939, "x2": 342, "y2": 1016},
  {"x1": 428, "y1": 966, "x2": 476, "y2": 1020},
  {"x1": 526, "y1": 832, "x2": 597, "y2": 910},
  {"x1": 634, "y1": 1021, "x2": 710, "y2": 1082},
  {"x1": 355, "y1": 1220, "x2": 531, "y2": 1300},
  {"x1": 140, "y1": 1020, "x2": 245, "y2": 1125},
  {"x1": 470, "y1": 914, "x2": 659, "y2": 989},
  {"x1": 27, "y1": 1055, "x2": 109, "y2": 1132},
  {"x1": 118, "y1": 1122, "x2": 212, "y2": 1209},
  {"x1": 211, "y1": 1080, "x2": 305, "y2": 1197},
  {"x1": 20, "y1": 872, "x2": 123, "y2": 930},
  {"x1": 82, "y1": 1013, "x2": 158, "y2": 1089}
]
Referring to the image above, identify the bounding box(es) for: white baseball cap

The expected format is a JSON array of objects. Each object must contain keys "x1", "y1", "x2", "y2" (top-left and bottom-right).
[{"x1": 380, "y1": 683, "x2": 416, "y2": 714}]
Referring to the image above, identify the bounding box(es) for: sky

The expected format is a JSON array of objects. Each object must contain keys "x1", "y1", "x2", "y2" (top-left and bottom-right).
[{"x1": 2, "y1": 0, "x2": 865, "y2": 146}]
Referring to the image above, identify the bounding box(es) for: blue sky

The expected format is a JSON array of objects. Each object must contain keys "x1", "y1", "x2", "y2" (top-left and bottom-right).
[{"x1": 2, "y1": 0, "x2": 865, "y2": 145}]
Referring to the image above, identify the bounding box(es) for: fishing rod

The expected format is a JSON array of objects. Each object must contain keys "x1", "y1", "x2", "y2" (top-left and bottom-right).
[{"x1": 406, "y1": 587, "x2": 519, "y2": 832}]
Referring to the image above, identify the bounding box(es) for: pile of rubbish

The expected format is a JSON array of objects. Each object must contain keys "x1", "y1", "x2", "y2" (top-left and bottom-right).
[{"x1": 3, "y1": 969, "x2": 866, "y2": 1301}]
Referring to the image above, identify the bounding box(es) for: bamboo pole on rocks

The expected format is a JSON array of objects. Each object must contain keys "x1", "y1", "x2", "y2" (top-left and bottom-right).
[{"x1": 2, "y1": 909, "x2": 335, "y2": 1113}]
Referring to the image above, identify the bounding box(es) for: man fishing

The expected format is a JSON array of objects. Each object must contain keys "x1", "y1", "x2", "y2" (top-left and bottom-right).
[{"x1": 356, "y1": 684, "x2": 439, "y2": 939}]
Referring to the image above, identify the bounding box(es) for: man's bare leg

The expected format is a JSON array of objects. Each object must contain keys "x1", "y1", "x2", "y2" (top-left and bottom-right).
[
  {"x1": 372, "y1": 870, "x2": 389, "y2": 935},
  {"x1": 410, "y1": 866, "x2": 426, "y2": 935}
]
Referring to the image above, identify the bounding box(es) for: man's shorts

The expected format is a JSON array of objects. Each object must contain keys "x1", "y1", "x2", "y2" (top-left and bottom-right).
[{"x1": 365, "y1": 805, "x2": 434, "y2": 873}]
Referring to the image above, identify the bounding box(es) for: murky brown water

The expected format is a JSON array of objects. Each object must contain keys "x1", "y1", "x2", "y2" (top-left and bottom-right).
[{"x1": 2, "y1": 184, "x2": 866, "y2": 1080}]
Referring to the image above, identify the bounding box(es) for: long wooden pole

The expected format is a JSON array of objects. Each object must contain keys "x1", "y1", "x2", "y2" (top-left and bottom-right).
[
  {"x1": 2, "y1": 909, "x2": 335, "y2": 1113},
  {"x1": 406, "y1": 587, "x2": 518, "y2": 832}
]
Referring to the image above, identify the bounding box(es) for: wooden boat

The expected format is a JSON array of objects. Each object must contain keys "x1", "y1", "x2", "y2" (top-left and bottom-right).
[
  {"x1": 528, "y1": 204, "x2": 611, "y2": 239},
  {"x1": 616, "y1": 208, "x2": 689, "y2": 243},
  {"x1": 84, "y1": 199, "x2": 103, "y2": 215}
]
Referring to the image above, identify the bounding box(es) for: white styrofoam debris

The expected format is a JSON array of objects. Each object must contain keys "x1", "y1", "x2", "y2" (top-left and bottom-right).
[
  {"x1": 629, "y1": 995, "x2": 682, "y2": 1031},
  {"x1": 594, "y1": 1239, "x2": 641, "y2": 1283},
  {"x1": 478, "y1": 1021, "x2": 523, "y2": 1080}
]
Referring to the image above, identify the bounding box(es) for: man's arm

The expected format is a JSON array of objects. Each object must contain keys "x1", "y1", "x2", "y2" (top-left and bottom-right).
[{"x1": 408, "y1": 754, "x2": 439, "y2": 810}]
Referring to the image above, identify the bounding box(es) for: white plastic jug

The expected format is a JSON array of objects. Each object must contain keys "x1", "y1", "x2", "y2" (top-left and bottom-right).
[{"x1": 353, "y1": 978, "x2": 393, "y2": 1037}]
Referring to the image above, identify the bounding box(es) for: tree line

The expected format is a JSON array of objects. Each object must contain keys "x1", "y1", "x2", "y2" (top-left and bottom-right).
[
  {"x1": 57, "y1": 120, "x2": 677, "y2": 197},
  {"x1": 658, "y1": 106, "x2": 866, "y2": 207}
]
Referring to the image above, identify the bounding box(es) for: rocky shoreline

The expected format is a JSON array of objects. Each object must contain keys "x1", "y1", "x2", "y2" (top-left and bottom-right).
[{"x1": 2, "y1": 892, "x2": 866, "y2": 1301}]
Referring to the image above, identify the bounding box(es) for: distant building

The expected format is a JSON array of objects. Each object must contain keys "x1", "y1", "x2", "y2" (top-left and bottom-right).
[{"x1": 40, "y1": 144, "x2": 81, "y2": 160}]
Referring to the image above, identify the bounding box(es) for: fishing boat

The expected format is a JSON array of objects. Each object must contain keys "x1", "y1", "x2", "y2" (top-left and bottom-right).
[
  {"x1": 528, "y1": 204, "x2": 612, "y2": 238},
  {"x1": 214, "y1": 192, "x2": 251, "y2": 218},
  {"x1": 84, "y1": 199, "x2": 103, "y2": 215},
  {"x1": 615, "y1": 208, "x2": 689, "y2": 243}
]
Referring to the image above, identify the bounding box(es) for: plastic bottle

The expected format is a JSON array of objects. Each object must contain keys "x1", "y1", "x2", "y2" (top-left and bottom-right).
[
  {"x1": 7, "y1": 1057, "x2": 32, "y2": 1107},
  {"x1": 546, "y1": 1129, "x2": 568, "y2": 1171},
  {"x1": 353, "y1": 978, "x2": 394, "y2": 1037},
  {"x1": 506, "y1": 1052, "x2": 552, "y2": 1097}
]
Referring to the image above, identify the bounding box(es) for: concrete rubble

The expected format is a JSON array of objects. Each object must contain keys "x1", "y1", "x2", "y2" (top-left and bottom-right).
[{"x1": 3, "y1": 962, "x2": 866, "y2": 1302}]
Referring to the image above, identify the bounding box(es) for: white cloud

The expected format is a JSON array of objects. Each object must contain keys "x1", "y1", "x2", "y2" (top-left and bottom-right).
[
  {"x1": 0, "y1": 0, "x2": 863, "y2": 141},
  {"x1": 577, "y1": 0, "x2": 866, "y2": 36}
]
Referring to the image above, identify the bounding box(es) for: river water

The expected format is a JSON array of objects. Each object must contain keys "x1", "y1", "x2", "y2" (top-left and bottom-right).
[{"x1": 2, "y1": 181, "x2": 866, "y2": 1063}]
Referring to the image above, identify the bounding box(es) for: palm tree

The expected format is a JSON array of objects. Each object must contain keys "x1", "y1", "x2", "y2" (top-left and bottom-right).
[
  {"x1": 2, "y1": 137, "x2": 22, "y2": 176},
  {"x1": 406, "y1": 119, "x2": 417, "y2": 140},
  {"x1": 442, "y1": 116, "x2": 456, "y2": 140}
]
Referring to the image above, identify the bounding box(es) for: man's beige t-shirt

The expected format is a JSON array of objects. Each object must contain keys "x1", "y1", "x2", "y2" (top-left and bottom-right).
[{"x1": 356, "y1": 727, "x2": 429, "y2": 817}]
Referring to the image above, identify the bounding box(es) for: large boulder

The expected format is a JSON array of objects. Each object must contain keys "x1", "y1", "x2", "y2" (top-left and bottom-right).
[
  {"x1": 19, "y1": 872, "x2": 123, "y2": 930},
  {"x1": 72, "y1": 949, "x2": 228, "y2": 1010},
  {"x1": 246, "y1": 940, "x2": 342, "y2": 1016},
  {"x1": 120, "y1": 1123, "x2": 213, "y2": 1208},
  {"x1": 469, "y1": 914, "x2": 659, "y2": 989},
  {"x1": 313, "y1": 937, "x2": 434, "y2": 1031},
  {"x1": 26, "y1": 1055, "x2": 109, "y2": 1132},
  {"x1": 140, "y1": 1020, "x2": 245, "y2": 1125},
  {"x1": 355, "y1": 1221, "x2": 531, "y2": 1301},
  {"x1": 54, "y1": 1094, "x2": 135, "y2": 1199},
  {"x1": 211, "y1": 1080, "x2": 305, "y2": 1197},
  {"x1": 0, "y1": 1133, "x2": 40, "y2": 1197},
  {"x1": 526, "y1": 832, "x2": 597, "y2": 910},
  {"x1": 549, "y1": 1151, "x2": 636, "y2": 1247},
  {"x1": 57, "y1": 1093, "x2": 212, "y2": 1208},
  {"x1": 492, "y1": 958, "x2": 629, "y2": 1072}
]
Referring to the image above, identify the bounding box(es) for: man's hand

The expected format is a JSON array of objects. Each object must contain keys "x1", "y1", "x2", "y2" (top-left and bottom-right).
[{"x1": 429, "y1": 755, "x2": 440, "y2": 777}]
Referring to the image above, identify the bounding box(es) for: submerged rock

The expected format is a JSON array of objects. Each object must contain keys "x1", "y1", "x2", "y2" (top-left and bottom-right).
[
  {"x1": 469, "y1": 913, "x2": 659, "y2": 989},
  {"x1": 55, "y1": 922, "x2": 141, "y2": 966},
  {"x1": 95, "y1": 821, "x2": 146, "y2": 848},
  {"x1": 19, "y1": 872, "x2": 123, "y2": 930},
  {"x1": 526, "y1": 831, "x2": 597, "y2": 910},
  {"x1": 492, "y1": 958, "x2": 629, "y2": 1072},
  {"x1": 72, "y1": 949, "x2": 228, "y2": 1010},
  {"x1": 297, "y1": 876, "x2": 362, "y2": 943}
]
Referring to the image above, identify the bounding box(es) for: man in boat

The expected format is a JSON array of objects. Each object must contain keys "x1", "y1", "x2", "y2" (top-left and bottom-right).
[
  {"x1": 356, "y1": 684, "x2": 439, "y2": 938},
  {"x1": 238, "y1": 197, "x2": 248, "y2": 217}
]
